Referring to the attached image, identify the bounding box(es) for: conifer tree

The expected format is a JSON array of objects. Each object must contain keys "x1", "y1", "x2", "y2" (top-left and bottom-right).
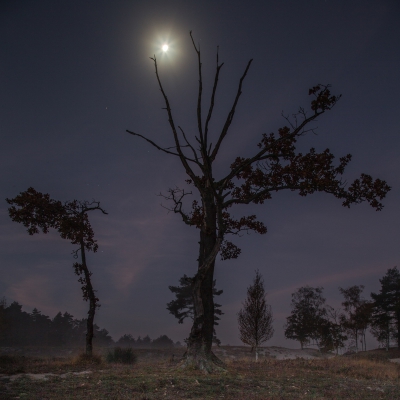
[
  {"x1": 237, "y1": 270, "x2": 274, "y2": 360},
  {"x1": 167, "y1": 274, "x2": 223, "y2": 345},
  {"x1": 371, "y1": 267, "x2": 400, "y2": 349}
]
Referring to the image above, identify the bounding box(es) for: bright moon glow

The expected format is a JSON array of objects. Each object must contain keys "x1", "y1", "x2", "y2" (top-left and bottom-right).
[{"x1": 162, "y1": 44, "x2": 169, "y2": 52}]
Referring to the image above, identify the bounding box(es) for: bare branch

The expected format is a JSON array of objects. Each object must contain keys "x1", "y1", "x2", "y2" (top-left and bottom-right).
[
  {"x1": 178, "y1": 126, "x2": 202, "y2": 167},
  {"x1": 159, "y1": 187, "x2": 193, "y2": 226},
  {"x1": 127, "y1": 130, "x2": 180, "y2": 156},
  {"x1": 190, "y1": 31, "x2": 204, "y2": 146},
  {"x1": 150, "y1": 56, "x2": 199, "y2": 184},
  {"x1": 126, "y1": 129, "x2": 199, "y2": 164},
  {"x1": 204, "y1": 47, "x2": 224, "y2": 154},
  {"x1": 210, "y1": 59, "x2": 253, "y2": 162}
]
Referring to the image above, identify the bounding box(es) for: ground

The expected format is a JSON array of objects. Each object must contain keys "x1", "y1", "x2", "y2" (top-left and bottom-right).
[{"x1": 1, "y1": 345, "x2": 400, "y2": 399}]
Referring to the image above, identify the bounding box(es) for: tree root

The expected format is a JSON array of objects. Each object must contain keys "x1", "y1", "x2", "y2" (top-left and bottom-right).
[{"x1": 177, "y1": 350, "x2": 227, "y2": 374}]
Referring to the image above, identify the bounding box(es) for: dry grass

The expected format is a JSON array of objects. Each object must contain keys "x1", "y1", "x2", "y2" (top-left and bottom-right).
[
  {"x1": 1, "y1": 347, "x2": 400, "y2": 399},
  {"x1": 71, "y1": 352, "x2": 103, "y2": 366}
]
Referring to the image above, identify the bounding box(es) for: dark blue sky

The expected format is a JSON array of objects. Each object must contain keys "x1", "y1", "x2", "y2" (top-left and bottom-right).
[{"x1": 1, "y1": 0, "x2": 399, "y2": 347}]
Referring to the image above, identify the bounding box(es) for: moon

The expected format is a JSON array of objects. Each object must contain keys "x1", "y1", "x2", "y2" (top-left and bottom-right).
[{"x1": 162, "y1": 44, "x2": 169, "y2": 52}]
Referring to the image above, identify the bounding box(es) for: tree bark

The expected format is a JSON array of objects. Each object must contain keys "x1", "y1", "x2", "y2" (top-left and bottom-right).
[
  {"x1": 182, "y1": 189, "x2": 226, "y2": 372},
  {"x1": 80, "y1": 240, "x2": 96, "y2": 356}
]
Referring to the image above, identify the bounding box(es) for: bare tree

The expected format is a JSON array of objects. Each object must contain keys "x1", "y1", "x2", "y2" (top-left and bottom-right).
[
  {"x1": 238, "y1": 270, "x2": 274, "y2": 360},
  {"x1": 6, "y1": 187, "x2": 107, "y2": 356},
  {"x1": 126, "y1": 32, "x2": 390, "y2": 371}
]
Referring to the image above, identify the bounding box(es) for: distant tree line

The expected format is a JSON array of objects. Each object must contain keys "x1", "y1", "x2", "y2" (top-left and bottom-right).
[
  {"x1": 284, "y1": 267, "x2": 400, "y2": 353},
  {"x1": 0, "y1": 298, "x2": 181, "y2": 349}
]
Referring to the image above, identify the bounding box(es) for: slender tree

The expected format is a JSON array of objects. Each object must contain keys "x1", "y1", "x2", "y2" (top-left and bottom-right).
[
  {"x1": 167, "y1": 274, "x2": 223, "y2": 345},
  {"x1": 317, "y1": 305, "x2": 347, "y2": 354},
  {"x1": 371, "y1": 267, "x2": 400, "y2": 350},
  {"x1": 126, "y1": 32, "x2": 390, "y2": 371},
  {"x1": 237, "y1": 270, "x2": 274, "y2": 360},
  {"x1": 285, "y1": 286, "x2": 328, "y2": 349},
  {"x1": 6, "y1": 187, "x2": 107, "y2": 355}
]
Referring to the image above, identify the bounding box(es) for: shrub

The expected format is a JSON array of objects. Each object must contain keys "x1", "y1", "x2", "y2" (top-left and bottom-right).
[
  {"x1": 106, "y1": 347, "x2": 137, "y2": 364},
  {"x1": 72, "y1": 352, "x2": 103, "y2": 366}
]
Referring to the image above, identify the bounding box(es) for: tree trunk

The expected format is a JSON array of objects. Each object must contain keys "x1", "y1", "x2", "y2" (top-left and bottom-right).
[
  {"x1": 80, "y1": 240, "x2": 96, "y2": 356},
  {"x1": 181, "y1": 189, "x2": 226, "y2": 372}
]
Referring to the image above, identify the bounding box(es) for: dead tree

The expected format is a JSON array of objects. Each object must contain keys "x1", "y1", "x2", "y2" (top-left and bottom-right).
[
  {"x1": 6, "y1": 187, "x2": 107, "y2": 356},
  {"x1": 126, "y1": 32, "x2": 390, "y2": 372},
  {"x1": 238, "y1": 270, "x2": 274, "y2": 361}
]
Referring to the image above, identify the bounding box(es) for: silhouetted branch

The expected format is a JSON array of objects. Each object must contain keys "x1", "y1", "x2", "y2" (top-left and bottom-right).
[
  {"x1": 205, "y1": 48, "x2": 224, "y2": 155},
  {"x1": 210, "y1": 58, "x2": 253, "y2": 162},
  {"x1": 189, "y1": 31, "x2": 204, "y2": 145},
  {"x1": 159, "y1": 187, "x2": 193, "y2": 225},
  {"x1": 150, "y1": 56, "x2": 199, "y2": 185}
]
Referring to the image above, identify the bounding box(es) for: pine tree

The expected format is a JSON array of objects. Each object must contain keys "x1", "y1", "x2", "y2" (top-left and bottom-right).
[
  {"x1": 167, "y1": 274, "x2": 223, "y2": 345},
  {"x1": 371, "y1": 267, "x2": 400, "y2": 349},
  {"x1": 237, "y1": 270, "x2": 274, "y2": 360}
]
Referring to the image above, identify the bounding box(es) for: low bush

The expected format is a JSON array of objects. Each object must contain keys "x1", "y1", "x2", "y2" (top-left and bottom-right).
[
  {"x1": 106, "y1": 346, "x2": 137, "y2": 364},
  {"x1": 72, "y1": 352, "x2": 103, "y2": 366}
]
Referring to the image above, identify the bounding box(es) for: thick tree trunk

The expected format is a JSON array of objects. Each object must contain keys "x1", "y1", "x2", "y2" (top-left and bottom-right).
[
  {"x1": 80, "y1": 241, "x2": 96, "y2": 356},
  {"x1": 181, "y1": 190, "x2": 226, "y2": 372}
]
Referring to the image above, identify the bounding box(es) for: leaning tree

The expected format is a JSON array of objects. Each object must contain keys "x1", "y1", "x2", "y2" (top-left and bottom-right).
[
  {"x1": 6, "y1": 187, "x2": 107, "y2": 356},
  {"x1": 126, "y1": 32, "x2": 390, "y2": 371}
]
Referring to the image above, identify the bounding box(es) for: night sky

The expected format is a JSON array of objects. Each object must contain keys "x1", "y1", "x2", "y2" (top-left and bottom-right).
[{"x1": 1, "y1": 0, "x2": 399, "y2": 348}]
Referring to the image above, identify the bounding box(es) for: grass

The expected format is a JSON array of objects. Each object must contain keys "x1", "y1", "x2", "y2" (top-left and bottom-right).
[{"x1": 0, "y1": 347, "x2": 399, "y2": 399}]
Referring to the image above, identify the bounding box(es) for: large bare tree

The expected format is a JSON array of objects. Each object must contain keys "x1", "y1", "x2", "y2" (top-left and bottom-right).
[
  {"x1": 127, "y1": 32, "x2": 390, "y2": 371},
  {"x1": 7, "y1": 187, "x2": 107, "y2": 356}
]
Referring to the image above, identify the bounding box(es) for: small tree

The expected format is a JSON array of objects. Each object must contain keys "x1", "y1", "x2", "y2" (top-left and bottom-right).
[
  {"x1": 237, "y1": 270, "x2": 274, "y2": 360},
  {"x1": 6, "y1": 187, "x2": 107, "y2": 355},
  {"x1": 285, "y1": 286, "x2": 327, "y2": 349},
  {"x1": 167, "y1": 274, "x2": 223, "y2": 345},
  {"x1": 317, "y1": 305, "x2": 347, "y2": 354},
  {"x1": 339, "y1": 285, "x2": 371, "y2": 352}
]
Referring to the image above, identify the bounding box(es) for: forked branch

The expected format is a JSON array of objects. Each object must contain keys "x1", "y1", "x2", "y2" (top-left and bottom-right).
[
  {"x1": 159, "y1": 187, "x2": 193, "y2": 226},
  {"x1": 189, "y1": 31, "x2": 204, "y2": 145},
  {"x1": 205, "y1": 47, "x2": 224, "y2": 155},
  {"x1": 150, "y1": 56, "x2": 199, "y2": 184},
  {"x1": 210, "y1": 58, "x2": 253, "y2": 162}
]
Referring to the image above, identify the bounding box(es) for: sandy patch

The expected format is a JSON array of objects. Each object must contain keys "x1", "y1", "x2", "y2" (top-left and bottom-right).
[{"x1": 0, "y1": 370, "x2": 92, "y2": 382}]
